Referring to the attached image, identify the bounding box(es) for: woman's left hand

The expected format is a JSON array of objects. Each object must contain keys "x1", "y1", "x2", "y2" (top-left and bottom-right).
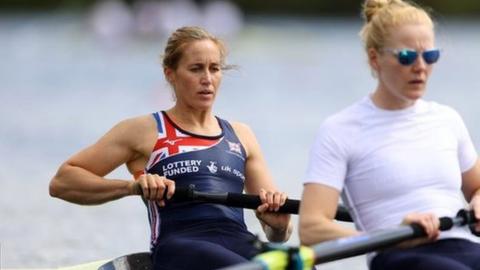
[{"x1": 255, "y1": 188, "x2": 291, "y2": 232}]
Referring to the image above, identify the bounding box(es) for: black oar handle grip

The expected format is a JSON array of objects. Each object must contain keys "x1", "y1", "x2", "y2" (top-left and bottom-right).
[
  {"x1": 169, "y1": 186, "x2": 194, "y2": 201},
  {"x1": 222, "y1": 193, "x2": 353, "y2": 222},
  {"x1": 410, "y1": 217, "x2": 455, "y2": 237},
  {"x1": 409, "y1": 217, "x2": 460, "y2": 237},
  {"x1": 456, "y1": 209, "x2": 480, "y2": 236},
  {"x1": 226, "y1": 192, "x2": 299, "y2": 214},
  {"x1": 409, "y1": 210, "x2": 479, "y2": 237},
  {"x1": 456, "y1": 209, "x2": 478, "y2": 225},
  {"x1": 184, "y1": 187, "x2": 352, "y2": 222},
  {"x1": 439, "y1": 217, "x2": 454, "y2": 231},
  {"x1": 226, "y1": 193, "x2": 353, "y2": 222},
  {"x1": 155, "y1": 186, "x2": 354, "y2": 222}
]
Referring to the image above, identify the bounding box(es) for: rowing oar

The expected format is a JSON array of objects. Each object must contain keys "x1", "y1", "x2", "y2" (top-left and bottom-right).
[
  {"x1": 220, "y1": 209, "x2": 479, "y2": 270},
  {"x1": 162, "y1": 185, "x2": 352, "y2": 222}
]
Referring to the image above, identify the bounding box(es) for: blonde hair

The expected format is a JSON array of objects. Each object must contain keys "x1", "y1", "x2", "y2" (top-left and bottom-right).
[
  {"x1": 162, "y1": 26, "x2": 228, "y2": 70},
  {"x1": 359, "y1": 0, "x2": 434, "y2": 51}
]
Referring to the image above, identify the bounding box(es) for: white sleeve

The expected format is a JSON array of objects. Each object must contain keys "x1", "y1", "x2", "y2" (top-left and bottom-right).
[
  {"x1": 452, "y1": 111, "x2": 478, "y2": 172},
  {"x1": 304, "y1": 122, "x2": 348, "y2": 191}
]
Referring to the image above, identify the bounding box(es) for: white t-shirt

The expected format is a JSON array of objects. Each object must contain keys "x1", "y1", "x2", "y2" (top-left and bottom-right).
[{"x1": 305, "y1": 96, "x2": 478, "y2": 243}]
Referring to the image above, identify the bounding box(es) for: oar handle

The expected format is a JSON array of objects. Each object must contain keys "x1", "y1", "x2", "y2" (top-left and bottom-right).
[
  {"x1": 170, "y1": 186, "x2": 353, "y2": 222},
  {"x1": 224, "y1": 193, "x2": 350, "y2": 221},
  {"x1": 137, "y1": 184, "x2": 353, "y2": 221},
  {"x1": 171, "y1": 186, "x2": 299, "y2": 214},
  {"x1": 226, "y1": 192, "x2": 299, "y2": 214},
  {"x1": 411, "y1": 210, "x2": 478, "y2": 237}
]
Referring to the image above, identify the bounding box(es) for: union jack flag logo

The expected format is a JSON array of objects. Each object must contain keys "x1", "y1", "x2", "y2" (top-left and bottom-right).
[{"x1": 227, "y1": 140, "x2": 242, "y2": 155}]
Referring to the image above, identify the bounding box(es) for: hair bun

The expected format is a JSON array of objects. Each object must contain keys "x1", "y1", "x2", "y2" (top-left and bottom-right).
[{"x1": 362, "y1": 0, "x2": 394, "y2": 22}]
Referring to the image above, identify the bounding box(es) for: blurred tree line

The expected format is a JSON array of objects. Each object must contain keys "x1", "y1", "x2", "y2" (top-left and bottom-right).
[{"x1": 1, "y1": 0, "x2": 479, "y2": 16}]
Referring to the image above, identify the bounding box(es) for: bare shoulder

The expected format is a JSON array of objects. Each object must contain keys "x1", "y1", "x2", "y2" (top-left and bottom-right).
[
  {"x1": 111, "y1": 115, "x2": 155, "y2": 134},
  {"x1": 230, "y1": 121, "x2": 255, "y2": 138},
  {"x1": 102, "y1": 114, "x2": 157, "y2": 148},
  {"x1": 116, "y1": 114, "x2": 155, "y2": 129}
]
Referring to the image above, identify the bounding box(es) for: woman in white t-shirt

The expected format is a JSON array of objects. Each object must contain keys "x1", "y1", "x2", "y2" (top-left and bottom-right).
[{"x1": 299, "y1": 0, "x2": 480, "y2": 269}]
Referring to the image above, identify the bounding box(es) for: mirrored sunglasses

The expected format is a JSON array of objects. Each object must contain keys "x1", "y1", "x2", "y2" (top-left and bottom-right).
[{"x1": 383, "y1": 48, "x2": 441, "y2": 66}]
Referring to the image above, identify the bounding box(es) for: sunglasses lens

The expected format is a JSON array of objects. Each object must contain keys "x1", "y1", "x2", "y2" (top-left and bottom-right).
[
  {"x1": 398, "y1": 49, "x2": 418, "y2": 65},
  {"x1": 423, "y1": 49, "x2": 440, "y2": 64}
]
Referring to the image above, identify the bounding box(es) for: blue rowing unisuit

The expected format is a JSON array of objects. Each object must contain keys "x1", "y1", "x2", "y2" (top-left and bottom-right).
[
  {"x1": 144, "y1": 111, "x2": 250, "y2": 247},
  {"x1": 144, "y1": 112, "x2": 258, "y2": 270}
]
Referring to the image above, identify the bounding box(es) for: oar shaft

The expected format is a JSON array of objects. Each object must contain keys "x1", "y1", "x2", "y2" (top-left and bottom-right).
[
  {"x1": 312, "y1": 212, "x2": 474, "y2": 264},
  {"x1": 312, "y1": 226, "x2": 416, "y2": 264},
  {"x1": 218, "y1": 210, "x2": 478, "y2": 270}
]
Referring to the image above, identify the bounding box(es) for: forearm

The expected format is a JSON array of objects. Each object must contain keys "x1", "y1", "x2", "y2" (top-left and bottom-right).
[
  {"x1": 469, "y1": 188, "x2": 480, "y2": 204},
  {"x1": 49, "y1": 163, "x2": 133, "y2": 205},
  {"x1": 262, "y1": 220, "x2": 293, "y2": 243},
  {"x1": 299, "y1": 216, "x2": 359, "y2": 246}
]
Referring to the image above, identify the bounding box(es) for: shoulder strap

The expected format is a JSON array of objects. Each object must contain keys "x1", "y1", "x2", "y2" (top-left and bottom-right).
[
  {"x1": 152, "y1": 112, "x2": 164, "y2": 133},
  {"x1": 216, "y1": 117, "x2": 247, "y2": 159}
]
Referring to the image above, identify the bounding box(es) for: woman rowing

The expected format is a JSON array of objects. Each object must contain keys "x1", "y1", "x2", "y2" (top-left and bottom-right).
[
  {"x1": 299, "y1": 0, "x2": 480, "y2": 269},
  {"x1": 49, "y1": 26, "x2": 292, "y2": 270}
]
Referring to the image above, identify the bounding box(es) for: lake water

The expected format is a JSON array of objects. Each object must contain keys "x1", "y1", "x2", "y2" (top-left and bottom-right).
[{"x1": 0, "y1": 12, "x2": 479, "y2": 269}]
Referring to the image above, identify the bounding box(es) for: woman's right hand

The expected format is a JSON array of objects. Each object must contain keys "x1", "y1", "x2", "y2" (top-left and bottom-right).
[
  {"x1": 129, "y1": 173, "x2": 175, "y2": 206},
  {"x1": 397, "y1": 212, "x2": 440, "y2": 248}
]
